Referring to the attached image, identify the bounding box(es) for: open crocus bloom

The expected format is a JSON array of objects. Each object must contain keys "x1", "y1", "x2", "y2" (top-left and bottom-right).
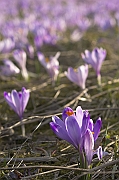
[
  {"x1": 13, "y1": 49, "x2": 29, "y2": 80},
  {"x1": 81, "y1": 48, "x2": 106, "y2": 85},
  {"x1": 0, "y1": 59, "x2": 20, "y2": 76},
  {"x1": 37, "y1": 52, "x2": 60, "y2": 82},
  {"x1": 50, "y1": 106, "x2": 102, "y2": 165},
  {"x1": 65, "y1": 64, "x2": 88, "y2": 90},
  {"x1": 4, "y1": 87, "x2": 30, "y2": 119}
]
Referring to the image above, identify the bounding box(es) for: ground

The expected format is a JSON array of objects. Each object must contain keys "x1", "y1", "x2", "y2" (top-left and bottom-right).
[{"x1": 0, "y1": 27, "x2": 119, "y2": 179}]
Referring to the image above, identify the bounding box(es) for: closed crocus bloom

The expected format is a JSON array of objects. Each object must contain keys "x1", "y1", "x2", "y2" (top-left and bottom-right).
[
  {"x1": 4, "y1": 87, "x2": 30, "y2": 136},
  {"x1": 37, "y1": 51, "x2": 60, "y2": 83},
  {"x1": 81, "y1": 48, "x2": 106, "y2": 85},
  {"x1": 65, "y1": 64, "x2": 88, "y2": 90},
  {"x1": 4, "y1": 87, "x2": 30, "y2": 119},
  {"x1": 13, "y1": 49, "x2": 29, "y2": 80},
  {"x1": 0, "y1": 59, "x2": 20, "y2": 76}
]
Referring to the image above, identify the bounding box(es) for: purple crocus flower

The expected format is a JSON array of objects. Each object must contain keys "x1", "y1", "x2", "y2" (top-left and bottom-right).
[
  {"x1": 50, "y1": 106, "x2": 102, "y2": 166},
  {"x1": 13, "y1": 49, "x2": 29, "y2": 80},
  {"x1": 65, "y1": 64, "x2": 88, "y2": 90},
  {"x1": 0, "y1": 38, "x2": 15, "y2": 53},
  {"x1": 37, "y1": 51, "x2": 60, "y2": 83},
  {"x1": 70, "y1": 29, "x2": 83, "y2": 42},
  {"x1": 4, "y1": 87, "x2": 30, "y2": 119},
  {"x1": 4, "y1": 87, "x2": 30, "y2": 136},
  {"x1": 81, "y1": 48, "x2": 106, "y2": 85},
  {"x1": 25, "y1": 44, "x2": 34, "y2": 59},
  {"x1": 0, "y1": 59, "x2": 20, "y2": 76}
]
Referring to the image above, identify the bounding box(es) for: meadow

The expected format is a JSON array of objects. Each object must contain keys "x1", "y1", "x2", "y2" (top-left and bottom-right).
[{"x1": 0, "y1": 0, "x2": 119, "y2": 179}]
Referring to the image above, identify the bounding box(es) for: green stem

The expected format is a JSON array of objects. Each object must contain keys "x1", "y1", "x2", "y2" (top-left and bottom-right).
[
  {"x1": 97, "y1": 74, "x2": 101, "y2": 86},
  {"x1": 21, "y1": 120, "x2": 25, "y2": 137},
  {"x1": 79, "y1": 150, "x2": 87, "y2": 180},
  {"x1": 21, "y1": 68, "x2": 29, "y2": 81}
]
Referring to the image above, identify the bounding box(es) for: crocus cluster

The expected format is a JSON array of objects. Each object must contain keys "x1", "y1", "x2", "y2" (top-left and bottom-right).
[
  {"x1": 81, "y1": 48, "x2": 107, "y2": 85},
  {"x1": 37, "y1": 51, "x2": 60, "y2": 84},
  {"x1": 4, "y1": 87, "x2": 30, "y2": 136},
  {"x1": 65, "y1": 47, "x2": 106, "y2": 89},
  {"x1": 50, "y1": 106, "x2": 102, "y2": 167}
]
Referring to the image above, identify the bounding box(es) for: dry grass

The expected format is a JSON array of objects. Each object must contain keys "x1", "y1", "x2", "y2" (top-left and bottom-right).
[{"x1": 0, "y1": 28, "x2": 119, "y2": 180}]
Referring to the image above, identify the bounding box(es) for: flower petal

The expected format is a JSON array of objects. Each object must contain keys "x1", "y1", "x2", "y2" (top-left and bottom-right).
[
  {"x1": 84, "y1": 129, "x2": 94, "y2": 165},
  {"x1": 81, "y1": 50, "x2": 92, "y2": 64},
  {"x1": 81, "y1": 110, "x2": 90, "y2": 136},
  {"x1": 37, "y1": 52, "x2": 46, "y2": 67},
  {"x1": 93, "y1": 117, "x2": 102, "y2": 141},
  {"x1": 4, "y1": 92, "x2": 16, "y2": 112},
  {"x1": 62, "y1": 107, "x2": 74, "y2": 121},
  {"x1": 75, "y1": 106, "x2": 83, "y2": 127},
  {"x1": 52, "y1": 116, "x2": 65, "y2": 128},
  {"x1": 50, "y1": 121, "x2": 73, "y2": 145},
  {"x1": 13, "y1": 50, "x2": 27, "y2": 69},
  {"x1": 96, "y1": 146, "x2": 103, "y2": 160},
  {"x1": 88, "y1": 119, "x2": 94, "y2": 132},
  {"x1": 65, "y1": 67, "x2": 79, "y2": 86},
  {"x1": 21, "y1": 87, "x2": 30, "y2": 112},
  {"x1": 65, "y1": 116, "x2": 81, "y2": 149},
  {"x1": 11, "y1": 90, "x2": 22, "y2": 118},
  {"x1": 77, "y1": 64, "x2": 88, "y2": 89}
]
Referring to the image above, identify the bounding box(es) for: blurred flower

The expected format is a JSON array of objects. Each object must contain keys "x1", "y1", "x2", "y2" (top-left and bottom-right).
[
  {"x1": 70, "y1": 29, "x2": 83, "y2": 42},
  {"x1": 0, "y1": 59, "x2": 20, "y2": 76},
  {"x1": 50, "y1": 106, "x2": 102, "y2": 166},
  {"x1": 25, "y1": 44, "x2": 34, "y2": 59},
  {"x1": 76, "y1": 17, "x2": 91, "y2": 32},
  {"x1": 34, "y1": 26, "x2": 58, "y2": 49},
  {"x1": 34, "y1": 35, "x2": 43, "y2": 49},
  {"x1": 94, "y1": 13, "x2": 116, "y2": 30},
  {"x1": 65, "y1": 64, "x2": 88, "y2": 90},
  {"x1": 13, "y1": 49, "x2": 29, "y2": 80},
  {"x1": 37, "y1": 51, "x2": 60, "y2": 83},
  {"x1": 81, "y1": 48, "x2": 106, "y2": 85},
  {"x1": 4, "y1": 87, "x2": 30, "y2": 136},
  {"x1": 0, "y1": 38, "x2": 15, "y2": 53}
]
